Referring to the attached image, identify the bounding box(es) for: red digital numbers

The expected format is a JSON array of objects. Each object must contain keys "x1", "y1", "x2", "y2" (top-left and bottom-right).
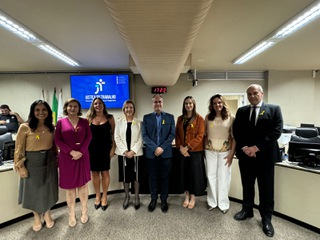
[{"x1": 151, "y1": 87, "x2": 167, "y2": 94}]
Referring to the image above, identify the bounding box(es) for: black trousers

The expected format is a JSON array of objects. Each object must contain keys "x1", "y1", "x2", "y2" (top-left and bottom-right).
[
  {"x1": 238, "y1": 158, "x2": 275, "y2": 221},
  {"x1": 147, "y1": 156, "x2": 171, "y2": 201}
]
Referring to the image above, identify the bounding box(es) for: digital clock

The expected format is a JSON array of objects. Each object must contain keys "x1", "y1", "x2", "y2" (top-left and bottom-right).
[{"x1": 151, "y1": 86, "x2": 167, "y2": 94}]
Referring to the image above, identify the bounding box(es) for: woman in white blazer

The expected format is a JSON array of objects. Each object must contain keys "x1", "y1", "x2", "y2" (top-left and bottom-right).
[{"x1": 115, "y1": 99, "x2": 143, "y2": 210}]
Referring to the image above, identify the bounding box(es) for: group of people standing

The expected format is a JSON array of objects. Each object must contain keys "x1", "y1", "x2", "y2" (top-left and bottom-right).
[
  {"x1": 13, "y1": 83, "x2": 283, "y2": 238},
  {"x1": 175, "y1": 94, "x2": 234, "y2": 212},
  {"x1": 14, "y1": 98, "x2": 111, "y2": 231}
]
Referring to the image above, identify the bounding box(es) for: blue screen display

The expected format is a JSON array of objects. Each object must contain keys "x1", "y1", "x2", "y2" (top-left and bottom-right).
[{"x1": 70, "y1": 74, "x2": 130, "y2": 109}]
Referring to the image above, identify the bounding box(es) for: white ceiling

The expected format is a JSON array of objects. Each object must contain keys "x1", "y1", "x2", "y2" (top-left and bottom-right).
[{"x1": 0, "y1": 0, "x2": 319, "y2": 85}]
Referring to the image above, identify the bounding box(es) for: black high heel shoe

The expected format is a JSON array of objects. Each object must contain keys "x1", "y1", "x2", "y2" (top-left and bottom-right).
[
  {"x1": 101, "y1": 195, "x2": 108, "y2": 211},
  {"x1": 123, "y1": 195, "x2": 130, "y2": 210},
  {"x1": 134, "y1": 196, "x2": 140, "y2": 210},
  {"x1": 134, "y1": 203, "x2": 140, "y2": 210},
  {"x1": 101, "y1": 203, "x2": 108, "y2": 211},
  {"x1": 94, "y1": 202, "x2": 101, "y2": 210}
]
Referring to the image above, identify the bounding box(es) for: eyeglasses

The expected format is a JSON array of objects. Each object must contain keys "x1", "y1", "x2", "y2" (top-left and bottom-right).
[{"x1": 153, "y1": 101, "x2": 162, "y2": 104}]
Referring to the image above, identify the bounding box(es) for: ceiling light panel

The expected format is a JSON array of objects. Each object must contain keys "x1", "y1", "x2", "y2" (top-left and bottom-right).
[
  {"x1": 233, "y1": 1, "x2": 320, "y2": 65},
  {"x1": 0, "y1": 10, "x2": 79, "y2": 67}
]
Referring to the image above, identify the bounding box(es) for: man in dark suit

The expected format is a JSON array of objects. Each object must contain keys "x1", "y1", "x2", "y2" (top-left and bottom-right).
[
  {"x1": 142, "y1": 94, "x2": 175, "y2": 212},
  {"x1": 233, "y1": 84, "x2": 283, "y2": 237}
]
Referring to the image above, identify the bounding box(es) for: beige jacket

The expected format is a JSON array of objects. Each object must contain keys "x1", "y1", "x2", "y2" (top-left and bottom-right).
[{"x1": 114, "y1": 117, "x2": 143, "y2": 156}]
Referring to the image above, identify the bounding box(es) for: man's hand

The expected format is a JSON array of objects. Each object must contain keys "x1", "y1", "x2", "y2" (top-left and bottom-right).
[
  {"x1": 242, "y1": 146, "x2": 259, "y2": 157},
  {"x1": 154, "y1": 147, "x2": 164, "y2": 157}
]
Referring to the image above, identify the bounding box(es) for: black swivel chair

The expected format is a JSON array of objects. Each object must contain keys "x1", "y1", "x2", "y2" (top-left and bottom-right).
[
  {"x1": 300, "y1": 123, "x2": 315, "y2": 128},
  {"x1": 0, "y1": 126, "x2": 13, "y2": 150},
  {"x1": 295, "y1": 127, "x2": 319, "y2": 138}
]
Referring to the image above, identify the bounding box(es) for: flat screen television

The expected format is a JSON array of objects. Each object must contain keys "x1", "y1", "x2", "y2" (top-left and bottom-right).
[
  {"x1": 70, "y1": 74, "x2": 130, "y2": 109},
  {"x1": 288, "y1": 136, "x2": 320, "y2": 168}
]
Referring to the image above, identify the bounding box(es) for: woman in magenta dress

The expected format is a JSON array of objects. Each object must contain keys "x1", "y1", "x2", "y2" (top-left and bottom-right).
[{"x1": 55, "y1": 98, "x2": 92, "y2": 227}]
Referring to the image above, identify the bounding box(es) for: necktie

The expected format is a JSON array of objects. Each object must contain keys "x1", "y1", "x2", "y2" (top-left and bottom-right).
[{"x1": 250, "y1": 106, "x2": 256, "y2": 126}]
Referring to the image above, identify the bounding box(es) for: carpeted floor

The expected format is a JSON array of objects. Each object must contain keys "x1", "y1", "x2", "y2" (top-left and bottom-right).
[{"x1": 0, "y1": 194, "x2": 319, "y2": 240}]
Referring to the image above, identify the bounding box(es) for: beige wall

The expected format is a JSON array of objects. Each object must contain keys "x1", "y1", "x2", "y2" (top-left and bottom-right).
[
  {"x1": 1, "y1": 70, "x2": 319, "y2": 128},
  {"x1": 268, "y1": 70, "x2": 320, "y2": 127},
  {"x1": 0, "y1": 72, "x2": 266, "y2": 122},
  {"x1": 133, "y1": 74, "x2": 265, "y2": 121}
]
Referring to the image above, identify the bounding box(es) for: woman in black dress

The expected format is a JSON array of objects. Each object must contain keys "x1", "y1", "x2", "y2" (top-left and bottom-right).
[{"x1": 87, "y1": 97, "x2": 115, "y2": 210}]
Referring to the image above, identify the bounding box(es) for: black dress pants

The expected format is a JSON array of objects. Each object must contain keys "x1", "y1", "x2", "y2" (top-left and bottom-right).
[{"x1": 238, "y1": 158, "x2": 275, "y2": 221}]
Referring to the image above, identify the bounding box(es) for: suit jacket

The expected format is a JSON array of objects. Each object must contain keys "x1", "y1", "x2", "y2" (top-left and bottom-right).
[
  {"x1": 175, "y1": 113, "x2": 204, "y2": 152},
  {"x1": 142, "y1": 111, "x2": 175, "y2": 159},
  {"x1": 233, "y1": 102, "x2": 283, "y2": 163},
  {"x1": 114, "y1": 117, "x2": 143, "y2": 156}
]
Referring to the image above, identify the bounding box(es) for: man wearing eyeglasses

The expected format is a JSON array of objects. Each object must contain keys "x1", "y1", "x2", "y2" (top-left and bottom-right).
[{"x1": 142, "y1": 94, "x2": 175, "y2": 213}]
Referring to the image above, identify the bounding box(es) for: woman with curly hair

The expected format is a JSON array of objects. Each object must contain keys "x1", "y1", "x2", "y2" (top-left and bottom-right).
[{"x1": 204, "y1": 94, "x2": 236, "y2": 213}]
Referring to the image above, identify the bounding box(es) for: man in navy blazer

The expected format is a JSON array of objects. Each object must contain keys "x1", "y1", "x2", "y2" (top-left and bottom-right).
[
  {"x1": 142, "y1": 94, "x2": 175, "y2": 212},
  {"x1": 233, "y1": 84, "x2": 283, "y2": 238}
]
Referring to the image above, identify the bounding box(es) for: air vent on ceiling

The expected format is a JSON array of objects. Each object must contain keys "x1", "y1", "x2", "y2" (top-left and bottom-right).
[{"x1": 187, "y1": 71, "x2": 267, "y2": 81}]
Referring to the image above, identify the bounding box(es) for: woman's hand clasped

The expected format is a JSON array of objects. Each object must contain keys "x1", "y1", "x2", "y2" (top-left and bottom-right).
[
  {"x1": 70, "y1": 150, "x2": 83, "y2": 160},
  {"x1": 179, "y1": 146, "x2": 190, "y2": 157},
  {"x1": 124, "y1": 150, "x2": 135, "y2": 159}
]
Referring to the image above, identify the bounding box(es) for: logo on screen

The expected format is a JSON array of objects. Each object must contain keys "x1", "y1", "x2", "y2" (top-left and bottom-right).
[{"x1": 95, "y1": 79, "x2": 105, "y2": 94}]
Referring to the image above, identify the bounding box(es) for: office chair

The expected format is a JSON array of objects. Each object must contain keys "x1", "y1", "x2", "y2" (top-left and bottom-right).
[
  {"x1": 300, "y1": 123, "x2": 315, "y2": 128},
  {"x1": 295, "y1": 127, "x2": 319, "y2": 138},
  {"x1": 0, "y1": 126, "x2": 13, "y2": 150},
  {"x1": 0, "y1": 125, "x2": 8, "y2": 135}
]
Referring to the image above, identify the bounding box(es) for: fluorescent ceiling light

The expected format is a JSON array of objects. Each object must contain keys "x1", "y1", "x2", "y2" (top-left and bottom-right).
[
  {"x1": 233, "y1": 1, "x2": 320, "y2": 64},
  {"x1": 0, "y1": 10, "x2": 80, "y2": 67}
]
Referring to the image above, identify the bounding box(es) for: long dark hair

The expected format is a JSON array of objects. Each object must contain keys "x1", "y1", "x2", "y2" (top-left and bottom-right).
[
  {"x1": 27, "y1": 100, "x2": 54, "y2": 132},
  {"x1": 180, "y1": 96, "x2": 197, "y2": 124},
  {"x1": 207, "y1": 94, "x2": 230, "y2": 121},
  {"x1": 86, "y1": 97, "x2": 112, "y2": 121}
]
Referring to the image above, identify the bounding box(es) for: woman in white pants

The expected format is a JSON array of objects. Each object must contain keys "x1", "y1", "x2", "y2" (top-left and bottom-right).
[{"x1": 204, "y1": 94, "x2": 236, "y2": 213}]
